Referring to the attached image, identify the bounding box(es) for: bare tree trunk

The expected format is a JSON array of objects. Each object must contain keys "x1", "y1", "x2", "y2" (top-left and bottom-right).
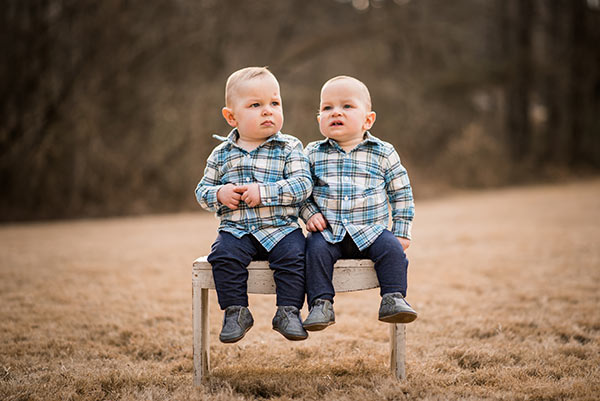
[
  {"x1": 503, "y1": 0, "x2": 534, "y2": 163},
  {"x1": 541, "y1": 0, "x2": 567, "y2": 165}
]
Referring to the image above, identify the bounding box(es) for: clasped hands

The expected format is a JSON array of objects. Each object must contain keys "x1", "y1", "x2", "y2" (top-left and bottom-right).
[{"x1": 217, "y1": 183, "x2": 261, "y2": 209}]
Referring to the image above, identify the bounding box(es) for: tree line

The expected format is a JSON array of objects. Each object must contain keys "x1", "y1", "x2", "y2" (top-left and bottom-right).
[{"x1": 1, "y1": 0, "x2": 599, "y2": 221}]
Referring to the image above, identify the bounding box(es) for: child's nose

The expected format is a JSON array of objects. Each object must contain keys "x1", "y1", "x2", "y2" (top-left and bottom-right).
[{"x1": 262, "y1": 106, "x2": 273, "y2": 115}]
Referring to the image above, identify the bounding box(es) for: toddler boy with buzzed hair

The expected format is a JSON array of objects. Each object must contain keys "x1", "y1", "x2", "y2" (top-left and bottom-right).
[
  {"x1": 196, "y1": 67, "x2": 312, "y2": 343},
  {"x1": 301, "y1": 75, "x2": 418, "y2": 331}
]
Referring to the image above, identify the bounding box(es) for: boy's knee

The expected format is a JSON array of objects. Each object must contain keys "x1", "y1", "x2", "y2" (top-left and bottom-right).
[
  {"x1": 208, "y1": 240, "x2": 231, "y2": 262},
  {"x1": 208, "y1": 233, "x2": 253, "y2": 265},
  {"x1": 372, "y1": 230, "x2": 406, "y2": 258}
]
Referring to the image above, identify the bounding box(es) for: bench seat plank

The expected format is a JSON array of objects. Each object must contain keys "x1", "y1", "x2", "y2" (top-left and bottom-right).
[{"x1": 192, "y1": 256, "x2": 379, "y2": 294}]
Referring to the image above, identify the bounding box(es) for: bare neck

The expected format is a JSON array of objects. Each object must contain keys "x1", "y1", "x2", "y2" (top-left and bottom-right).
[{"x1": 236, "y1": 137, "x2": 263, "y2": 152}]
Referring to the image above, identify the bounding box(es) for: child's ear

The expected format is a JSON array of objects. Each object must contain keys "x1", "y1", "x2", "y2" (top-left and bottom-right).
[
  {"x1": 222, "y1": 107, "x2": 237, "y2": 127},
  {"x1": 363, "y1": 111, "x2": 376, "y2": 130},
  {"x1": 316, "y1": 114, "x2": 321, "y2": 124}
]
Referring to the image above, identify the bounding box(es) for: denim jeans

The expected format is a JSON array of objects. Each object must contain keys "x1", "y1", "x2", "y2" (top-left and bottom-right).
[
  {"x1": 207, "y1": 229, "x2": 305, "y2": 310},
  {"x1": 305, "y1": 229, "x2": 408, "y2": 306}
]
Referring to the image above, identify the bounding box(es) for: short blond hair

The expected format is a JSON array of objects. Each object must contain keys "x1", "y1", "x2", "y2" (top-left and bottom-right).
[
  {"x1": 224, "y1": 66, "x2": 277, "y2": 107},
  {"x1": 321, "y1": 75, "x2": 372, "y2": 111}
]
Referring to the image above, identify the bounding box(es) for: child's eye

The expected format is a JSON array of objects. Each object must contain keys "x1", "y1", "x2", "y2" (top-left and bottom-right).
[
  {"x1": 322, "y1": 106, "x2": 332, "y2": 111},
  {"x1": 271, "y1": 101, "x2": 280, "y2": 107},
  {"x1": 250, "y1": 103, "x2": 260, "y2": 108},
  {"x1": 344, "y1": 104, "x2": 353, "y2": 109}
]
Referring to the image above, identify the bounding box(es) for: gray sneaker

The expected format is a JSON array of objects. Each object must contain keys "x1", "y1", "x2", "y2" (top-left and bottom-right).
[
  {"x1": 219, "y1": 305, "x2": 254, "y2": 343},
  {"x1": 272, "y1": 306, "x2": 308, "y2": 341},
  {"x1": 378, "y1": 292, "x2": 418, "y2": 324},
  {"x1": 303, "y1": 299, "x2": 335, "y2": 331}
]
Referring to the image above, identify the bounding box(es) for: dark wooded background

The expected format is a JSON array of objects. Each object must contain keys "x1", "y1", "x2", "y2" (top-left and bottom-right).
[{"x1": 2, "y1": 0, "x2": 599, "y2": 221}]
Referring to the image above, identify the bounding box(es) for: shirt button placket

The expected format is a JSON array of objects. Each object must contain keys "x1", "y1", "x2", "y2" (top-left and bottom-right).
[
  {"x1": 341, "y1": 157, "x2": 351, "y2": 226},
  {"x1": 243, "y1": 152, "x2": 252, "y2": 185}
]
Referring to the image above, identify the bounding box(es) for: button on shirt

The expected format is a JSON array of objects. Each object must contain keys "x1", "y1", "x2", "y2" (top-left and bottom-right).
[
  {"x1": 196, "y1": 129, "x2": 312, "y2": 251},
  {"x1": 300, "y1": 132, "x2": 414, "y2": 251}
]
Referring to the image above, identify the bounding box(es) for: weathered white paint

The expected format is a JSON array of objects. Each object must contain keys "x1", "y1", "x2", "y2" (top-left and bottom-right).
[
  {"x1": 192, "y1": 257, "x2": 407, "y2": 385},
  {"x1": 390, "y1": 323, "x2": 407, "y2": 380}
]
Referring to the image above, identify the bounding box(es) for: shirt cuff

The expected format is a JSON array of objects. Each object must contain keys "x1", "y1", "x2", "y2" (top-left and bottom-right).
[
  {"x1": 259, "y1": 183, "x2": 279, "y2": 206},
  {"x1": 300, "y1": 201, "x2": 320, "y2": 222},
  {"x1": 392, "y1": 220, "x2": 412, "y2": 240},
  {"x1": 206, "y1": 185, "x2": 222, "y2": 210}
]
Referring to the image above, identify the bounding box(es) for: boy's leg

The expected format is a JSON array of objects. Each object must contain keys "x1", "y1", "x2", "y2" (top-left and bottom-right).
[
  {"x1": 366, "y1": 230, "x2": 417, "y2": 323},
  {"x1": 207, "y1": 231, "x2": 257, "y2": 309},
  {"x1": 305, "y1": 231, "x2": 342, "y2": 306},
  {"x1": 365, "y1": 230, "x2": 408, "y2": 297},
  {"x1": 268, "y1": 229, "x2": 308, "y2": 340},
  {"x1": 267, "y1": 228, "x2": 306, "y2": 308}
]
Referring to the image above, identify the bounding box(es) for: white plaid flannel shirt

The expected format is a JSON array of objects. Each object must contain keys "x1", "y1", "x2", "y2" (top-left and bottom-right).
[
  {"x1": 300, "y1": 132, "x2": 414, "y2": 251},
  {"x1": 196, "y1": 129, "x2": 312, "y2": 251}
]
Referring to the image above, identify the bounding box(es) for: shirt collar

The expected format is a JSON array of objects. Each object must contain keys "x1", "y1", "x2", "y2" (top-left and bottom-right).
[
  {"x1": 316, "y1": 131, "x2": 380, "y2": 151},
  {"x1": 213, "y1": 129, "x2": 287, "y2": 149}
]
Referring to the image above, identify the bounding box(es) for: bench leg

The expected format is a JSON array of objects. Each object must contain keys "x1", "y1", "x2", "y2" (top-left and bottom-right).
[
  {"x1": 193, "y1": 287, "x2": 210, "y2": 386},
  {"x1": 390, "y1": 323, "x2": 406, "y2": 380}
]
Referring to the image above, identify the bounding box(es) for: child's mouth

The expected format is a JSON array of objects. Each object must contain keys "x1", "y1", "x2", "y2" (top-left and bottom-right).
[{"x1": 330, "y1": 121, "x2": 343, "y2": 126}]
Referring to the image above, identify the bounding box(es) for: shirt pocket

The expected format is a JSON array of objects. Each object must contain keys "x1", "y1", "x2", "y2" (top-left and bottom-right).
[
  {"x1": 354, "y1": 159, "x2": 385, "y2": 191},
  {"x1": 220, "y1": 155, "x2": 248, "y2": 185},
  {"x1": 354, "y1": 187, "x2": 387, "y2": 211},
  {"x1": 251, "y1": 153, "x2": 286, "y2": 183}
]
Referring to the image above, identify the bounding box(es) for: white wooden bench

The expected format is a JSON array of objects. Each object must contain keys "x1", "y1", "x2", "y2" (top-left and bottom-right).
[{"x1": 192, "y1": 257, "x2": 407, "y2": 386}]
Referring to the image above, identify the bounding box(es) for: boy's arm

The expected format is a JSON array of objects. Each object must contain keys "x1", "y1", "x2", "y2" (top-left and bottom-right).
[
  {"x1": 195, "y1": 150, "x2": 224, "y2": 212},
  {"x1": 384, "y1": 149, "x2": 415, "y2": 240},
  {"x1": 258, "y1": 141, "x2": 313, "y2": 207},
  {"x1": 299, "y1": 197, "x2": 321, "y2": 222},
  {"x1": 298, "y1": 143, "x2": 320, "y2": 222}
]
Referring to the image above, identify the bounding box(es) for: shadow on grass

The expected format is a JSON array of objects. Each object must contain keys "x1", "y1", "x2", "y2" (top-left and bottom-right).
[{"x1": 207, "y1": 363, "x2": 389, "y2": 399}]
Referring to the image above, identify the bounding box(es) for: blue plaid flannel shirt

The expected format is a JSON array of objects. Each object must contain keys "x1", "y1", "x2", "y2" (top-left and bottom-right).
[
  {"x1": 196, "y1": 129, "x2": 312, "y2": 251},
  {"x1": 300, "y1": 132, "x2": 414, "y2": 251}
]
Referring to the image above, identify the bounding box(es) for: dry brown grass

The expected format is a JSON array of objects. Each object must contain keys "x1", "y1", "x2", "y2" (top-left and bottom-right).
[{"x1": 1, "y1": 179, "x2": 599, "y2": 400}]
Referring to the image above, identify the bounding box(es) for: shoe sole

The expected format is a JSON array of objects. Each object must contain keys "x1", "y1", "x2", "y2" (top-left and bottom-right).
[
  {"x1": 378, "y1": 311, "x2": 418, "y2": 324},
  {"x1": 273, "y1": 327, "x2": 308, "y2": 341},
  {"x1": 303, "y1": 320, "x2": 335, "y2": 331},
  {"x1": 219, "y1": 324, "x2": 253, "y2": 343}
]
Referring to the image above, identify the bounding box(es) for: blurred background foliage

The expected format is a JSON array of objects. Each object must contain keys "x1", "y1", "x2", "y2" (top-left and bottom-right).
[{"x1": 1, "y1": 0, "x2": 599, "y2": 221}]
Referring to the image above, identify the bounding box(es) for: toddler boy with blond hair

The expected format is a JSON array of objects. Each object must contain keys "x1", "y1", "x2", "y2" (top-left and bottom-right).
[{"x1": 196, "y1": 67, "x2": 312, "y2": 343}]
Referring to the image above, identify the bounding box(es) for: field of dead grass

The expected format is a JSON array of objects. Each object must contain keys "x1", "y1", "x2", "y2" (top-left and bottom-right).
[{"x1": 1, "y1": 179, "x2": 599, "y2": 400}]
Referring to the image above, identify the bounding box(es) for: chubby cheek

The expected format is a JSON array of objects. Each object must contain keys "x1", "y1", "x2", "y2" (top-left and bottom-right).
[
  {"x1": 276, "y1": 113, "x2": 284, "y2": 130},
  {"x1": 319, "y1": 121, "x2": 331, "y2": 137}
]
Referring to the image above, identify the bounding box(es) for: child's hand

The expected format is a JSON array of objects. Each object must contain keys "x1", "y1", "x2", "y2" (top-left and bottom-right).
[
  {"x1": 306, "y1": 213, "x2": 328, "y2": 232},
  {"x1": 217, "y1": 183, "x2": 244, "y2": 210},
  {"x1": 397, "y1": 237, "x2": 411, "y2": 251},
  {"x1": 238, "y1": 184, "x2": 261, "y2": 208}
]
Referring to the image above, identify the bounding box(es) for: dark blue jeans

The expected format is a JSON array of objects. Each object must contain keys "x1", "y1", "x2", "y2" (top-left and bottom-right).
[
  {"x1": 305, "y1": 230, "x2": 408, "y2": 306},
  {"x1": 207, "y1": 229, "x2": 305, "y2": 310}
]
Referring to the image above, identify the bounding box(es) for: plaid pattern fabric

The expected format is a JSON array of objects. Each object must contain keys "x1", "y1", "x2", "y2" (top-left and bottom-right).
[
  {"x1": 300, "y1": 132, "x2": 414, "y2": 251},
  {"x1": 196, "y1": 129, "x2": 312, "y2": 251}
]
